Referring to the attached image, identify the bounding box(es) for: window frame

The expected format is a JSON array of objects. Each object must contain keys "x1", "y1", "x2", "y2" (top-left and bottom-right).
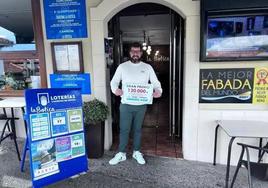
[{"x1": 0, "y1": 0, "x2": 47, "y2": 97}]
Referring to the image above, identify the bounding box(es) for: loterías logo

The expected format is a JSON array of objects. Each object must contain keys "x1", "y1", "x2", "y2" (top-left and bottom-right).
[{"x1": 37, "y1": 93, "x2": 50, "y2": 106}]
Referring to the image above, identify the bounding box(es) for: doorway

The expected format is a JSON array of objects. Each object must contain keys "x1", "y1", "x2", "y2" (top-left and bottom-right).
[{"x1": 108, "y1": 3, "x2": 184, "y2": 158}]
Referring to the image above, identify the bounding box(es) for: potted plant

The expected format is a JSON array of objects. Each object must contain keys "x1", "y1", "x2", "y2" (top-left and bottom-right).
[{"x1": 83, "y1": 99, "x2": 109, "y2": 158}]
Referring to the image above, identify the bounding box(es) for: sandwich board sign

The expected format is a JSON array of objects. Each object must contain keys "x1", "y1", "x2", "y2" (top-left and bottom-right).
[{"x1": 24, "y1": 88, "x2": 88, "y2": 187}]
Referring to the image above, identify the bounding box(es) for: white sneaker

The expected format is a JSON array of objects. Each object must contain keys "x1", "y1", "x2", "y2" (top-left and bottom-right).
[
  {"x1": 109, "y1": 152, "x2": 126, "y2": 165},
  {"x1": 132, "y1": 151, "x2": 146, "y2": 165}
]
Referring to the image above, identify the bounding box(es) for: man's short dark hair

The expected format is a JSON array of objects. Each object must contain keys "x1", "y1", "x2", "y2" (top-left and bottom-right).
[{"x1": 129, "y1": 42, "x2": 142, "y2": 51}]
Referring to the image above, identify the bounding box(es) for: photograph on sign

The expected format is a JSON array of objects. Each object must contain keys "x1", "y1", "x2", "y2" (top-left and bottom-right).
[
  {"x1": 67, "y1": 108, "x2": 83, "y2": 132},
  {"x1": 199, "y1": 68, "x2": 254, "y2": 103},
  {"x1": 122, "y1": 83, "x2": 154, "y2": 105},
  {"x1": 55, "y1": 136, "x2": 72, "y2": 162},
  {"x1": 50, "y1": 111, "x2": 68, "y2": 137},
  {"x1": 71, "y1": 133, "x2": 86, "y2": 158},
  {"x1": 30, "y1": 113, "x2": 51, "y2": 141},
  {"x1": 31, "y1": 139, "x2": 59, "y2": 180}
]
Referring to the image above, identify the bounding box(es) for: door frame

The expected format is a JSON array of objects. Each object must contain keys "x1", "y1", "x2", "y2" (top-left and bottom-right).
[{"x1": 89, "y1": 0, "x2": 191, "y2": 150}]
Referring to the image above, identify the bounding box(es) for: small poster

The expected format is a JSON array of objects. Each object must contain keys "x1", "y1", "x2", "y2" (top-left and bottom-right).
[
  {"x1": 31, "y1": 139, "x2": 59, "y2": 180},
  {"x1": 68, "y1": 45, "x2": 80, "y2": 71},
  {"x1": 30, "y1": 113, "x2": 51, "y2": 141},
  {"x1": 54, "y1": 45, "x2": 69, "y2": 71},
  {"x1": 122, "y1": 83, "x2": 154, "y2": 105},
  {"x1": 50, "y1": 111, "x2": 68, "y2": 136},
  {"x1": 71, "y1": 133, "x2": 85, "y2": 158},
  {"x1": 68, "y1": 108, "x2": 83, "y2": 132},
  {"x1": 55, "y1": 136, "x2": 72, "y2": 162},
  {"x1": 253, "y1": 67, "x2": 268, "y2": 104}
]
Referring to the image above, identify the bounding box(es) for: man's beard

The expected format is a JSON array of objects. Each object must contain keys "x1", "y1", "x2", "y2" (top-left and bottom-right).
[{"x1": 130, "y1": 56, "x2": 141, "y2": 63}]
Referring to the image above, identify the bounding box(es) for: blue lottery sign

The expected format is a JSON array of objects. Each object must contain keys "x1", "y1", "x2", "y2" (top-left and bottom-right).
[
  {"x1": 43, "y1": 0, "x2": 88, "y2": 39},
  {"x1": 50, "y1": 73, "x2": 91, "y2": 94},
  {"x1": 25, "y1": 88, "x2": 88, "y2": 187}
]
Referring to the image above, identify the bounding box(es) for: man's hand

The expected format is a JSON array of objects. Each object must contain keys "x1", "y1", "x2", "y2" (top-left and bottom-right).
[
  {"x1": 153, "y1": 89, "x2": 162, "y2": 98},
  {"x1": 115, "y1": 89, "x2": 123, "y2": 96}
]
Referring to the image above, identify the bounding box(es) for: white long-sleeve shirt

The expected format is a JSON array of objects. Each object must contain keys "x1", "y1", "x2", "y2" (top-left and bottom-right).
[{"x1": 110, "y1": 61, "x2": 162, "y2": 105}]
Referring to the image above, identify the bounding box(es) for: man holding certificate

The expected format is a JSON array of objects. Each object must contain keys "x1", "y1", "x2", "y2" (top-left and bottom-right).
[{"x1": 109, "y1": 42, "x2": 162, "y2": 165}]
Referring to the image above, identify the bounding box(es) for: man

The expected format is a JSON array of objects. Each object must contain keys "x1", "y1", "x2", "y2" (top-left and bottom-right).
[{"x1": 109, "y1": 42, "x2": 162, "y2": 165}]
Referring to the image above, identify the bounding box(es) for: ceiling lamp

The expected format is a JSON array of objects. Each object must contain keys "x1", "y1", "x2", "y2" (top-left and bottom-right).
[{"x1": 142, "y1": 30, "x2": 147, "y2": 51}]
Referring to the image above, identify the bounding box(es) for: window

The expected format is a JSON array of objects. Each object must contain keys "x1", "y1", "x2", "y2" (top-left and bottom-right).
[{"x1": 0, "y1": 0, "x2": 46, "y2": 96}]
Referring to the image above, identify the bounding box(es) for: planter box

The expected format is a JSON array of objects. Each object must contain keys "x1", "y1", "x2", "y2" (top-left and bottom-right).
[{"x1": 85, "y1": 121, "x2": 104, "y2": 158}]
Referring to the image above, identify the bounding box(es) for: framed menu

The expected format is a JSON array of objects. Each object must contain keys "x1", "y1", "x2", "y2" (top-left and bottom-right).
[{"x1": 51, "y1": 42, "x2": 84, "y2": 73}]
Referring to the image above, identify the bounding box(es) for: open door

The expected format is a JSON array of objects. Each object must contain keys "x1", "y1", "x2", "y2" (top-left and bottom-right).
[
  {"x1": 108, "y1": 15, "x2": 123, "y2": 132},
  {"x1": 169, "y1": 10, "x2": 184, "y2": 138}
]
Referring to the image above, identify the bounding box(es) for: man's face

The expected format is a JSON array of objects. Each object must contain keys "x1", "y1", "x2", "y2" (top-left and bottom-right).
[{"x1": 129, "y1": 47, "x2": 142, "y2": 63}]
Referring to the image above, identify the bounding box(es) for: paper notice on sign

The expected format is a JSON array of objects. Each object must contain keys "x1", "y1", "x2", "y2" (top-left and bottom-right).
[
  {"x1": 50, "y1": 111, "x2": 68, "y2": 136},
  {"x1": 67, "y1": 108, "x2": 83, "y2": 133},
  {"x1": 31, "y1": 139, "x2": 59, "y2": 180},
  {"x1": 30, "y1": 113, "x2": 51, "y2": 141},
  {"x1": 68, "y1": 45, "x2": 80, "y2": 71},
  {"x1": 54, "y1": 45, "x2": 69, "y2": 71},
  {"x1": 122, "y1": 83, "x2": 154, "y2": 105},
  {"x1": 71, "y1": 133, "x2": 85, "y2": 158},
  {"x1": 55, "y1": 136, "x2": 72, "y2": 162},
  {"x1": 253, "y1": 67, "x2": 268, "y2": 104}
]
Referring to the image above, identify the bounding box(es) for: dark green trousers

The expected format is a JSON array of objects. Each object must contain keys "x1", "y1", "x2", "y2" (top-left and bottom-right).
[{"x1": 118, "y1": 103, "x2": 147, "y2": 152}]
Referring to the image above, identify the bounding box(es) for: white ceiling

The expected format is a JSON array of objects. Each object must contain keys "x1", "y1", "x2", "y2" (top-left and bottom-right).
[
  {"x1": 0, "y1": 0, "x2": 103, "y2": 39},
  {"x1": 120, "y1": 15, "x2": 171, "y2": 45}
]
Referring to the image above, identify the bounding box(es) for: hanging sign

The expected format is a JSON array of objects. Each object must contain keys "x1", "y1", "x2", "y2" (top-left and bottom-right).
[
  {"x1": 43, "y1": 0, "x2": 88, "y2": 39},
  {"x1": 25, "y1": 88, "x2": 88, "y2": 187}
]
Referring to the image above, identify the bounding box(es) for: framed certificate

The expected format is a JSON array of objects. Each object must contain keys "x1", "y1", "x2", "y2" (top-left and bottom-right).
[
  {"x1": 122, "y1": 83, "x2": 154, "y2": 105},
  {"x1": 51, "y1": 42, "x2": 84, "y2": 73}
]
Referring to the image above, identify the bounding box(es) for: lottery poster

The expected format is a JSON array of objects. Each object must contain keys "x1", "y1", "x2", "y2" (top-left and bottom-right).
[
  {"x1": 122, "y1": 83, "x2": 154, "y2": 105},
  {"x1": 25, "y1": 88, "x2": 88, "y2": 187},
  {"x1": 55, "y1": 136, "x2": 72, "y2": 162},
  {"x1": 68, "y1": 108, "x2": 83, "y2": 132},
  {"x1": 31, "y1": 139, "x2": 59, "y2": 180},
  {"x1": 50, "y1": 111, "x2": 68, "y2": 136},
  {"x1": 30, "y1": 113, "x2": 51, "y2": 141},
  {"x1": 71, "y1": 133, "x2": 86, "y2": 158}
]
